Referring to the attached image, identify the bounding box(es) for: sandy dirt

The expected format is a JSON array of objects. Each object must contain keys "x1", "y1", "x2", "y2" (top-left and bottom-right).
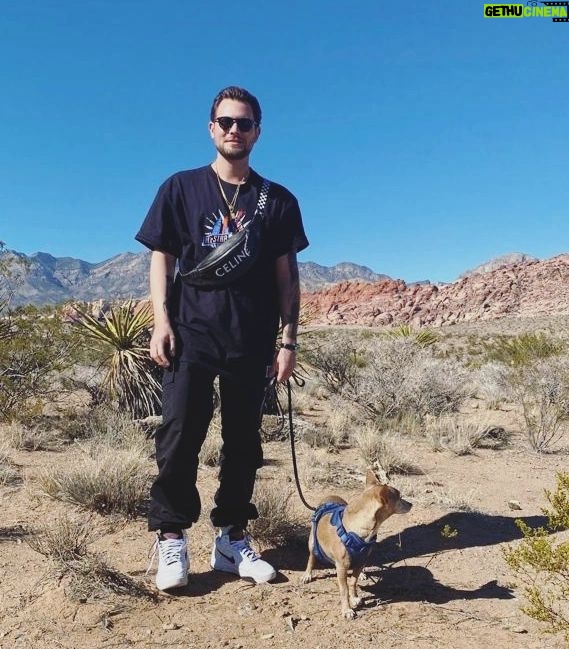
[{"x1": 1, "y1": 416, "x2": 568, "y2": 649}]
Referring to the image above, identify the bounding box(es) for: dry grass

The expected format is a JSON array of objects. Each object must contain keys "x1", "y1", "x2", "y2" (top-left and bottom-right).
[
  {"x1": 0, "y1": 441, "x2": 20, "y2": 486},
  {"x1": 427, "y1": 416, "x2": 511, "y2": 455},
  {"x1": 473, "y1": 362, "x2": 513, "y2": 409},
  {"x1": 65, "y1": 403, "x2": 152, "y2": 451},
  {"x1": 325, "y1": 397, "x2": 363, "y2": 441},
  {"x1": 35, "y1": 444, "x2": 151, "y2": 516},
  {"x1": 347, "y1": 338, "x2": 470, "y2": 425},
  {"x1": 199, "y1": 415, "x2": 222, "y2": 467},
  {"x1": 298, "y1": 447, "x2": 363, "y2": 489},
  {"x1": 429, "y1": 485, "x2": 481, "y2": 513},
  {"x1": 27, "y1": 515, "x2": 157, "y2": 601},
  {"x1": 352, "y1": 424, "x2": 423, "y2": 476},
  {"x1": 248, "y1": 479, "x2": 305, "y2": 545},
  {"x1": 0, "y1": 421, "x2": 64, "y2": 451},
  {"x1": 297, "y1": 419, "x2": 344, "y2": 450}
]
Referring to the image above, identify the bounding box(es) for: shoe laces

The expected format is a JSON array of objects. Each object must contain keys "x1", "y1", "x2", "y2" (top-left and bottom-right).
[
  {"x1": 159, "y1": 537, "x2": 185, "y2": 565},
  {"x1": 230, "y1": 534, "x2": 260, "y2": 562},
  {"x1": 146, "y1": 534, "x2": 184, "y2": 575}
]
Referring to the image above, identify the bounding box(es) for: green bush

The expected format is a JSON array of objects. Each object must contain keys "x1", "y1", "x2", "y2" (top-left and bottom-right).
[
  {"x1": 0, "y1": 307, "x2": 79, "y2": 423},
  {"x1": 482, "y1": 333, "x2": 564, "y2": 367},
  {"x1": 504, "y1": 472, "x2": 569, "y2": 639}
]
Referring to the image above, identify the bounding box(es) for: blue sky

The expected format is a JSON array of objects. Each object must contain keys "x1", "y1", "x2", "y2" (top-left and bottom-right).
[{"x1": 1, "y1": 0, "x2": 567, "y2": 283}]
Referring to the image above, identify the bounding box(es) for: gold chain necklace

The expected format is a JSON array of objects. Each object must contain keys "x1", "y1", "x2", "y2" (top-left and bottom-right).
[{"x1": 214, "y1": 164, "x2": 247, "y2": 219}]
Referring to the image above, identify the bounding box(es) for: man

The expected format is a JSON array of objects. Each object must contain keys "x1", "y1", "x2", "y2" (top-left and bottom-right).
[{"x1": 136, "y1": 86, "x2": 309, "y2": 590}]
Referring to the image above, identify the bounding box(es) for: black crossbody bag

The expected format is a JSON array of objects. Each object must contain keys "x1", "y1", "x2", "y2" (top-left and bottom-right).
[{"x1": 178, "y1": 178, "x2": 270, "y2": 288}]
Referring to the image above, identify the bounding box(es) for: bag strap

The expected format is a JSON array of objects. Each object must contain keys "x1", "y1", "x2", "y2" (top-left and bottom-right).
[{"x1": 255, "y1": 178, "x2": 270, "y2": 218}]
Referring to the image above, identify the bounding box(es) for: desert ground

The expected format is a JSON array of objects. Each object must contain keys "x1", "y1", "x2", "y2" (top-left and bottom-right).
[{"x1": 1, "y1": 316, "x2": 568, "y2": 649}]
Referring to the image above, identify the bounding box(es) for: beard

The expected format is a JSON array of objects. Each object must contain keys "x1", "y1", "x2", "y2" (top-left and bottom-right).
[{"x1": 215, "y1": 140, "x2": 254, "y2": 161}]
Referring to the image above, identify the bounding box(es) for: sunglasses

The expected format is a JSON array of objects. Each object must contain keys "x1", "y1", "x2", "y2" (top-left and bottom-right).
[{"x1": 214, "y1": 116, "x2": 257, "y2": 133}]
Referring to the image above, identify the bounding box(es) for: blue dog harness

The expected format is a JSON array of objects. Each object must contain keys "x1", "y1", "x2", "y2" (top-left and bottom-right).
[{"x1": 311, "y1": 502, "x2": 375, "y2": 566}]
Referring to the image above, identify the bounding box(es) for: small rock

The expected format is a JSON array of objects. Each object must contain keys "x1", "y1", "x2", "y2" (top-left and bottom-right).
[
  {"x1": 285, "y1": 616, "x2": 297, "y2": 631},
  {"x1": 508, "y1": 500, "x2": 522, "y2": 510},
  {"x1": 238, "y1": 603, "x2": 257, "y2": 616},
  {"x1": 163, "y1": 622, "x2": 180, "y2": 631}
]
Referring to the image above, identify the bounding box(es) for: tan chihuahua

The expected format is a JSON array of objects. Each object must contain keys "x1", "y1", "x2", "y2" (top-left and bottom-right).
[{"x1": 300, "y1": 470, "x2": 412, "y2": 619}]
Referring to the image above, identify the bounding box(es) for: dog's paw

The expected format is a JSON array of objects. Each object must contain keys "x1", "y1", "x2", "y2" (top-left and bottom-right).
[
  {"x1": 350, "y1": 596, "x2": 363, "y2": 608},
  {"x1": 342, "y1": 608, "x2": 356, "y2": 620},
  {"x1": 299, "y1": 572, "x2": 312, "y2": 584}
]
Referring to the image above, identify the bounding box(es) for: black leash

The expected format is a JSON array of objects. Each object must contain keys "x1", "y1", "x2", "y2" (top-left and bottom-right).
[
  {"x1": 260, "y1": 376, "x2": 315, "y2": 510},
  {"x1": 285, "y1": 379, "x2": 316, "y2": 512}
]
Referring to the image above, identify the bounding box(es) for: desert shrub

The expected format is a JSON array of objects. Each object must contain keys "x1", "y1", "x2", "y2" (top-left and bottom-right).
[
  {"x1": 0, "y1": 420, "x2": 65, "y2": 451},
  {"x1": 325, "y1": 400, "x2": 362, "y2": 445},
  {"x1": 297, "y1": 448, "x2": 362, "y2": 489},
  {"x1": 63, "y1": 403, "x2": 151, "y2": 451},
  {"x1": 427, "y1": 416, "x2": 511, "y2": 455},
  {"x1": 248, "y1": 480, "x2": 304, "y2": 544},
  {"x1": 0, "y1": 308, "x2": 79, "y2": 423},
  {"x1": 303, "y1": 334, "x2": 365, "y2": 393},
  {"x1": 27, "y1": 515, "x2": 156, "y2": 601},
  {"x1": 509, "y1": 358, "x2": 569, "y2": 451},
  {"x1": 504, "y1": 472, "x2": 569, "y2": 639},
  {"x1": 473, "y1": 361, "x2": 513, "y2": 408},
  {"x1": 36, "y1": 445, "x2": 151, "y2": 516},
  {"x1": 483, "y1": 333, "x2": 564, "y2": 367},
  {"x1": 0, "y1": 442, "x2": 20, "y2": 486},
  {"x1": 72, "y1": 302, "x2": 161, "y2": 419},
  {"x1": 299, "y1": 423, "x2": 342, "y2": 450},
  {"x1": 545, "y1": 473, "x2": 569, "y2": 531},
  {"x1": 346, "y1": 338, "x2": 469, "y2": 425},
  {"x1": 352, "y1": 424, "x2": 422, "y2": 476}
]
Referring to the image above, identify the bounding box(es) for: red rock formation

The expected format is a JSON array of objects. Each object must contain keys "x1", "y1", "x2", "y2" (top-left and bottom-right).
[{"x1": 303, "y1": 254, "x2": 569, "y2": 327}]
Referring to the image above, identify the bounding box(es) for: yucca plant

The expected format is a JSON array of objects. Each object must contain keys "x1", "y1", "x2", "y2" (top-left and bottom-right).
[
  {"x1": 386, "y1": 324, "x2": 439, "y2": 347},
  {"x1": 72, "y1": 301, "x2": 161, "y2": 418}
]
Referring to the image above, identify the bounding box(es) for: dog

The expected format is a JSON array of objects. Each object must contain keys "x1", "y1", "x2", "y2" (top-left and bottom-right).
[{"x1": 300, "y1": 470, "x2": 412, "y2": 619}]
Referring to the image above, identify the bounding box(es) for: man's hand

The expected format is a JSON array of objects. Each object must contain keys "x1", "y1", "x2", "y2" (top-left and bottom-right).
[
  {"x1": 150, "y1": 322, "x2": 176, "y2": 368},
  {"x1": 273, "y1": 346, "x2": 296, "y2": 383}
]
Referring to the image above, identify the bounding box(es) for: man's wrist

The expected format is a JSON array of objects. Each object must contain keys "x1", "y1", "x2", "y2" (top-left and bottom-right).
[{"x1": 280, "y1": 342, "x2": 299, "y2": 352}]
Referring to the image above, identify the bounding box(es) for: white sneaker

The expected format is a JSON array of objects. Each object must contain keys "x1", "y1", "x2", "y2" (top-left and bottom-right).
[
  {"x1": 211, "y1": 529, "x2": 276, "y2": 583},
  {"x1": 153, "y1": 533, "x2": 189, "y2": 590}
]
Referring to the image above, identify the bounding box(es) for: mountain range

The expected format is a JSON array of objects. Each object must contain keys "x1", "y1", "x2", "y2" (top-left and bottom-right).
[
  {"x1": 3, "y1": 250, "x2": 568, "y2": 327},
  {"x1": 0, "y1": 250, "x2": 389, "y2": 306}
]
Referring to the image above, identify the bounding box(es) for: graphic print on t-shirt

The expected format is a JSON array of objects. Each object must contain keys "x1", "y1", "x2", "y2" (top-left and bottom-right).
[{"x1": 201, "y1": 208, "x2": 250, "y2": 248}]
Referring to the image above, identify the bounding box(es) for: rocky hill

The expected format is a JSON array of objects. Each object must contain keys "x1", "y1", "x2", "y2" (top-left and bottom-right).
[
  {"x1": 304, "y1": 254, "x2": 569, "y2": 327},
  {"x1": 4, "y1": 249, "x2": 568, "y2": 327},
  {"x1": 458, "y1": 252, "x2": 538, "y2": 279},
  {"x1": 0, "y1": 250, "x2": 388, "y2": 306}
]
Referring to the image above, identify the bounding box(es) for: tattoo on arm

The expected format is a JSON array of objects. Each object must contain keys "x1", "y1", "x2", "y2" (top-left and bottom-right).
[
  {"x1": 163, "y1": 275, "x2": 173, "y2": 315},
  {"x1": 281, "y1": 252, "x2": 300, "y2": 339}
]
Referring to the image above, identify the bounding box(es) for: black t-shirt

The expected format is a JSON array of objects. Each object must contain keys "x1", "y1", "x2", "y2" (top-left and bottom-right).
[{"x1": 135, "y1": 165, "x2": 309, "y2": 370}]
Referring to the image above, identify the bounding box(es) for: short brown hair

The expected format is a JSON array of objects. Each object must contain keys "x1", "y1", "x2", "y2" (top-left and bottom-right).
[{"x1": 210, "y1": 86, "x2": 262, "y2": 125}]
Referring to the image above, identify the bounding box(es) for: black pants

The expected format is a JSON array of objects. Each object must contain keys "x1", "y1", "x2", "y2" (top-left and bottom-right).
[{"x1": 148, "y1": 358, "x2": 267, "y2": 532}]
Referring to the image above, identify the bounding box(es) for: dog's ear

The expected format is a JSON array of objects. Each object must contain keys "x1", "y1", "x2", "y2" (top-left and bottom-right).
[{"x1": 365, "y1": 469, "x2": 381, "y2": 487}]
